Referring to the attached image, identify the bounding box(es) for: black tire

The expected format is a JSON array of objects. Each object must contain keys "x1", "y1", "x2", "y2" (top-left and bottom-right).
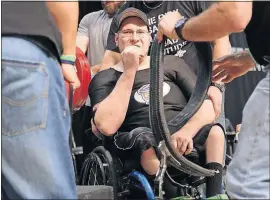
[
  {"x1": 92, "y1": 146, "x2": 119, "y2": 199},
  {"x1": 79, "y1": 146, "x2": 119, "y2": 199},
  {"x1": 79, "y1": 151, "x2": 106, "y2": 185}
]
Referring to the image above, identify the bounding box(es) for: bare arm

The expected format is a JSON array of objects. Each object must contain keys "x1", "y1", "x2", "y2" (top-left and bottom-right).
[
  {"x1": 46, "y1": 2, "x2": 78, "y2": 55},
  {"x1": 76, "y1": 35, "x2": 89, "y2": 54},
  {"x1": 94, "y1": 71, "x2": 136, "y2": 136},
  {"x1": 171, "y1": 98, "x2": 216, "y2": 154},
  {"x1": 178, "y1": 99, "x2": 216, "y2": 138},
  {"x1": 46, "y1": 1, "x2": 80, "y2": 89},
  {"x1": 182, "y1": 2, "x2": 252, "y2": 42},
  {"x1": 100, "y1": 50, "x2": 121, "y2": 71},
  {"x1": 212, "y1": 36, "x2": 231, "y2": 61}
]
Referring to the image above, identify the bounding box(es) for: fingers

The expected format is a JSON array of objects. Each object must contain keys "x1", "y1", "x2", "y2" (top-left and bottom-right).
[
  {"x1": 221, "y1": 74, "x2": 235, "y2": 83},
  {"x1": 212, "y1": 70, "x2": 228, "y2": 82},
  {"x1": 171, "y1": 136, "x2": 193, "y2": 155},
  {"x1": 180, "y1": 140, "x2": 189, "y2": 155},
  {"x1": 212, "y1": 54, "x2": 231, "y2": 66},
  {"x1": 172, "y1": 138, "x2": 178, "y2": 150},
  {"x1": 185, "y1": 141, "x2": 193, "y2": 155},
  {"x1": 62, "y1": 63, "x2": 81, "y2": 89}
]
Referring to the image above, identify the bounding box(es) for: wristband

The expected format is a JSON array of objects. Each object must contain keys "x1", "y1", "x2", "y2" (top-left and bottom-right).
[
  {"x1": 211, "y1": 82, "x2": 226, "y2": 92},
  {"x1": 60, "y1": 55, "x2": 76, "y2": 62},
  {"x1": 61, "y1": 60, "x2": 75, "y2": 66}
]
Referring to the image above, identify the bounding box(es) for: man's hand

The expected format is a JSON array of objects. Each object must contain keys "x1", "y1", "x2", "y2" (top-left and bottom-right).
[
  {"x1": 207, "y1": 86, "x2": 222, "y2": 118},
  {"x1": 122, "y1": 46, "x2": 141, "y2": 72},
  {"x1": 171, "y1": 128, "x2": 194, "y2": 155},
  {"x1": 212, "y1": 51, "x2": 256, "y2": 83},
  {"x1": 61, "y1": 63, "x2": 80, "y2": 89},
  {"x1": 157, "y1": 11, "x2": 183, "y2": 43}
]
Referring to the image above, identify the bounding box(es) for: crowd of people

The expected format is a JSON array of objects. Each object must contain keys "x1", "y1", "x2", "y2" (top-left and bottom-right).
[{"x1": 2, "y1": 1, "x2": 269, "y2": 199}]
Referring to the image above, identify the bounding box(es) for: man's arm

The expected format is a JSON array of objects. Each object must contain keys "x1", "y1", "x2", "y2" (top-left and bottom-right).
[
  {"x1": 76, "y1": 13, "x2": 90, "y2": 54},
  {"x1": 76, "y1": 35, "x2": 89, "y2": 54},
  {"x1": 171, "y1": 98, "x2": 216, "y2": 154},
  {"x1": 182, "y1": 2, "x2": 252, "y2": 41},
  {"x1": 94, "y1": 71, "x2": 136, "y2": 136},
  {"x1": 208, "y1": 36, "x2": 231, "y2": 117},
  {"x1": 212, "y1": 36, "x2": 231, "y2": 61},
  {"x1": 157, "y1": 2, "x2": 252, "y2": 43},
  {"x1": 47, "y1": 2, "x2": 78, "y2": 55},
  {"x1": 181, "y1": 99, "x2": 216, "y2": 138},
  {"x1": 46, "y1": 1, "x2": 80, "y2": 89}
]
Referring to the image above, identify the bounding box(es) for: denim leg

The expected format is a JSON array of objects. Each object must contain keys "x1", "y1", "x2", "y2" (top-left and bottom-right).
[
  {"x1": 1, "y1": 37, "x2": 76, "y2": 199},
  {"x1": 226, "y1": 71, "x2": 270, "y2": 199}
]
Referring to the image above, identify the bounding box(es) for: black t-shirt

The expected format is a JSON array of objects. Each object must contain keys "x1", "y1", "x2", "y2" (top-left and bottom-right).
[
  {"x1": 89, "y1": 56, "x2": 196, "y2": 132},
  {"x1": 2, "y1": 2, "x2": 62, "y2": 59},
  {"x1": 107, "y1": 1, "x2": 213, "y2": 73},
  {"x1": 245, "y1": 2, "x2": 270, "y2": 66}
]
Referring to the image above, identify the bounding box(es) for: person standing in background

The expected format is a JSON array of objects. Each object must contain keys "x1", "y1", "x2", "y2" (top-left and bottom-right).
[
  {"x1": 76, "y1": 0, "x2": 125, "y2": 75},
  {"x1": 76, "y1": 0, "x2": 125, "y2": 156},
  {"x1": 2, "y1": 2, "x2": 79, "y2": 199}
]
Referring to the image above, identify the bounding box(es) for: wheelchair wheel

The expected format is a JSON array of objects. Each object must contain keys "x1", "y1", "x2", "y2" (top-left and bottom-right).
[{"x1": 79, "y1": 146, "x2": 119, "y2": 199}]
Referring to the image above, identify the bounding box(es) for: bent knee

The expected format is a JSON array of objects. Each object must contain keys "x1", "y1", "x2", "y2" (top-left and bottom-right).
[{"x1": 208, "y1": 125, "x2": 225, "y2": 142}]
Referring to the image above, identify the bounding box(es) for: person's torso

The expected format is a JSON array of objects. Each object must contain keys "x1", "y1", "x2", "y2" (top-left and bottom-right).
[
  {"x1": 97, "y1": 68, "x2": 187, "y2": 132},
  {"x1": 245, "y1": 2, "x2": 270, "y2": 66},
  {"x1": 87, "y1": 10, "x2": 113, "y2": 66},
  {"x1": 126, "y1": 1, "x2": 209, "y2": 73},
  {"x1": 2, "y1": 2, "x2": 62, "y2": 58}
]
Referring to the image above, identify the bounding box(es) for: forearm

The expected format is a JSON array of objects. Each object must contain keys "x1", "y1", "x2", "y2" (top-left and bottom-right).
[
  {"x1": 182, "y1": 2, "x2": 252, "y2": 42},
  {"x1": 76, "y1": 35, "x2": 89, "y2": 54},
  {"x1": 181, "y1": 100, "x2": 216, "y2": 138},
  {"x1": 46, "y1": 2, "x2": 79, "y2": 55},
  {"x1": 212, "y1": 36, "x2": 231, "y2": 60},
  {"x1": 212, "y1": 36, "x2": 231, "y2": 85},
  {"x1": 95, "y1": 71, "x2": 136, "y2": 135}
]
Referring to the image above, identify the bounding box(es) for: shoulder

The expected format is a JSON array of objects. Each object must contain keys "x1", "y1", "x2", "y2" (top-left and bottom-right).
[
  {"x1": 90, "y1": 68, "x2": 120, "y2": 88},
  {"x1": 83, "y1": 10, "x2": 106, "y2": 21},
  {"x1": 164, "y1": 56, "x2": 191, "y2": 75}
]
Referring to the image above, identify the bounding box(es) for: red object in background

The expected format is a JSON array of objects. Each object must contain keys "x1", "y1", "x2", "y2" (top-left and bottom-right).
[{"x1": 65, "y1": 47, "x2": 91, "y2": 112}]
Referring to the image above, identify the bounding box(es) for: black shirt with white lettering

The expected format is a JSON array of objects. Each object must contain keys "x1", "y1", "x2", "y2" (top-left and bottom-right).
[
  {"x1": 245, "y1": 2, "x2": 270, "y2": 66},
  {"x1": 107, "y1": 1, "x2": 213, "y2": 73},
  {"x1": 89, "y1": 56, "x2": 196, "y2": 132}
]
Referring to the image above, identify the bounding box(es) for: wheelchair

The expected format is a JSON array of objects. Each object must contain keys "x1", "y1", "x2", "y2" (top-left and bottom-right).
[{"x1": 78, "y1": 40, "x2": 233, "y2": 200}]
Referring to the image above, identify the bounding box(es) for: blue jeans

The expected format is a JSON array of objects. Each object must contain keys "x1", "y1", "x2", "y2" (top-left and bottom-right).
[
  {"x1": 226, "y1": 69, "x2": 270, "y2": 198},
  {"x1": 1, "y1": 37, "x2": 77, "y2": 199}
]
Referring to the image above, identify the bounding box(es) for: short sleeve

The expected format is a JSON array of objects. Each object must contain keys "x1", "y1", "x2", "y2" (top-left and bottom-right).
[
  {"x1": 88, "y1": 70, "x2": 117, "y2": 107},
  {"x1": 106, "y1": 3, "x2": 131, "y2": 52},
  {"x1": 77, "y1": 13, "x2": 90, "y2": 37},
  {"x1": 106, "y1": 16, "x2": 119, "y2": 52},
  {"x1": 196, "y1": 1, "x2": 216, "y2": 13},
  {"x1": 164, "y1": 56, "x2": 197, "y2": 99}
]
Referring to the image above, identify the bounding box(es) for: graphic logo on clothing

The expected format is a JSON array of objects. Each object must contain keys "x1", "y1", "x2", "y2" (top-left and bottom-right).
[
  {"x1": 147, "y1": 8, "x2": 188, "y2": 56},
  {"x1": 134, "y1": 82, "x2": 170, "y2": 104}
]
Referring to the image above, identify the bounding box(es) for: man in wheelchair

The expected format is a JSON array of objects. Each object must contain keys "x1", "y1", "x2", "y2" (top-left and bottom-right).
[{"x1": 88, "y1": 8, "x2": 225, "y2": 198}]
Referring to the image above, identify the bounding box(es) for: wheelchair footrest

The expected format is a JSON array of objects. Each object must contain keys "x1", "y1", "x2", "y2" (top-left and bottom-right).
[
  {"x1": 207, "y1": 194, "x2": 229, "y2": 200},
  {"x1": 76, "y1": 185, "x2": 114, "y2": 199},
  {"x1": 172, "y1": 196, "x2": 192, "y2": 200}
]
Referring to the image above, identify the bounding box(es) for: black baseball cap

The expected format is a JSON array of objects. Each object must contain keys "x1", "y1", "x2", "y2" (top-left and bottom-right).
[{"x1": 117, "y1": 7, "x2": 149, "y2": 31}]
